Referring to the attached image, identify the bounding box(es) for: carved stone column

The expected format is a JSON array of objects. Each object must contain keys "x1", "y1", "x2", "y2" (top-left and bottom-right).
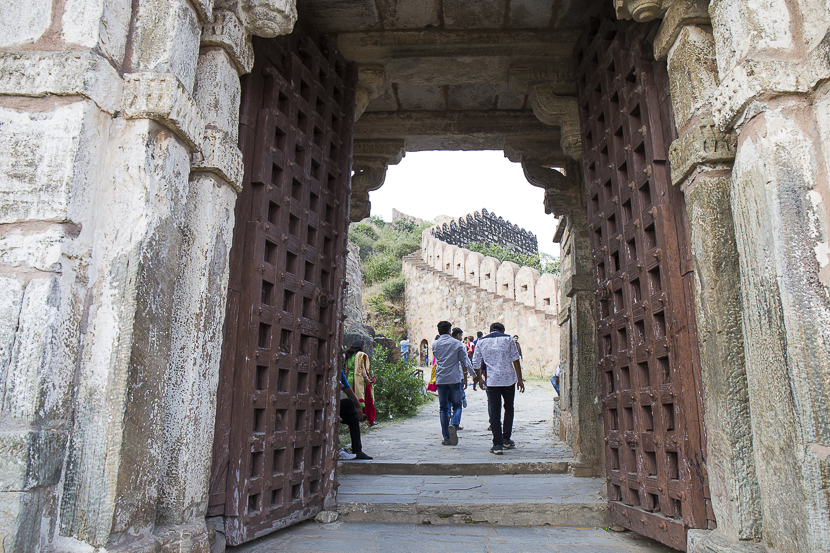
[
  {"x1": 654, "y1": 1, "x2": 763, "y2": 549},
  {"x1": 350, "y1": 140, "x2": 405, "y2": 222},
  {"x1": 509, "y1": 64, "x2": 581, "y2": 160},
  {"x1": 520, "y1": 159, "x2": 602, "y2": 475}
]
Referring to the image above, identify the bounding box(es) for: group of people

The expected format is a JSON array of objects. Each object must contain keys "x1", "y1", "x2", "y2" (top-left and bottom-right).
[
  {"x1": 430, "y1": 321, "x2": 525, "y2": 455},
  {"x1": 337, "y1": 339, "x2": 375, "y2": 460}
]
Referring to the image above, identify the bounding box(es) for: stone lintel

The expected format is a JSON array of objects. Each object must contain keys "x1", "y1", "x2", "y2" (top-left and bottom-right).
[
  {"x1": 713, "y1": 38, "x2": 830, "y2": 130},
  {"x1": 356, "y1": 110, "x2": 561, "y2": 140},
  {"x1": 0, "y1": 50, "x2": 123, "y2": 114},
  {"x1": 669, "y1": 122, "x2": 736, "y2": 185},
  {"x1": 653, "y1": 0, "x2": 711, "y2": 61},
  {"x1": 614, "y1": 0, "x2": 670, "y2": 23},
  {"x1": 191, "y1": 129, "x2": 244, "y2": 191},
  {"x1": 354, "y1": 65, "x2": 385, "y2": 121},
  {"x1": 123, "y1": 72, "x2": 206, "y2": 151},
  {"x1": 201, "y1": 9, "x2": 254, "y2": 75},
  {"x1": 352, "y1": 139, "x2": 405, "y2": 165},
  {"x1": 503, "y1": 137, "x2": 568, "y2": 165},
  {"x1": 507, "y1": 63, "x2": 576, "y2": 97}
]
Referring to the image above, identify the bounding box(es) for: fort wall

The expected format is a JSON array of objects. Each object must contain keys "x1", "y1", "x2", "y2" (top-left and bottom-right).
[{"x1": 429, "y1": 208, "x2": 538, "y2": 256}]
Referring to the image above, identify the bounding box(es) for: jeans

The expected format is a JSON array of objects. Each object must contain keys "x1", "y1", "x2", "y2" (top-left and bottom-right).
[
  {"x1": 486, "y1": 385, "x2": 515, "y2": 447},
  {"x1": 339, "y1": 397, "x2": 363, "y2": 453},
  {"x1": 459, "y1": 381, "x2": 466, "y2": 404},
  {"x1": 437, "y1": 382, "x2": 463, "y2": 441},
  {"x1": 402, "y1": 351, "x2": 409, "y2": 363}
]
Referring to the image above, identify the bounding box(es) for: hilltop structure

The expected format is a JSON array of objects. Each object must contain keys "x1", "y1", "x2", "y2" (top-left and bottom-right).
[{"x1": 429, "y1": 209, "x2": 539, "y2": 255}]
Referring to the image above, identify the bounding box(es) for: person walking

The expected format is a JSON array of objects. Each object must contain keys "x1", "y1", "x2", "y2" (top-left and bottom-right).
[
  {"x1": 432, "y1": 321, "x2": 472, "y2": 446},
  {"x1": 345, "y1": 340, "x2": 376, "y2": 426},
  {"x1": 338, "y1": 369, "x2": 372, "y2": 460},
  {"x1": 471, "y1": 322, "x2": 524, "y2": 455},
  {"x1": 513, "y1": 335, "x2": 523, "y2": 360},
  {"x1": 452, "y1": 327, "x2": 469, "y2": 413},
  {"x1": 399, "y1": 336, "x2": 411, "y2": 363}
]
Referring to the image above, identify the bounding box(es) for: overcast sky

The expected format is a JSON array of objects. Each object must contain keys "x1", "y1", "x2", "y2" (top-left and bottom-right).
[{"x1": 368, "y1": 151, "x2": 561, "y2": 257}]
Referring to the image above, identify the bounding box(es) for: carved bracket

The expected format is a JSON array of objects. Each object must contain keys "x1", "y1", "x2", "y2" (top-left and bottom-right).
[
  {"x1": 215, "y1": 0, "x2": 297, "y2": 38},
  {"x1": 521, "y1": 159, "x2": 584, "y2": 218},
  {"x1": 354, "y1": 66, "x2": 386, "y2": 122},
  {"x1": 350, "y1": 140, "x2": 405, "y2": 222},
  {"x1": 614, "y1": 0, "x2": 670, "y2": 22},
  {"x1": 529, "y1": 85, "x2": 582, "y2": 160},
  {"x1": 668, "y1": 121, "x2": 736, "y2": 186}
]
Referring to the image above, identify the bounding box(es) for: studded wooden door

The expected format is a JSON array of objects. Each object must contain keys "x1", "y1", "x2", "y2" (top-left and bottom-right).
[
  {"x1": 575, "y1": 20, "x2": 715, "y2": 551},
  {"x1": 208, "y1": 29, "x2": 355, "y2": 546}
]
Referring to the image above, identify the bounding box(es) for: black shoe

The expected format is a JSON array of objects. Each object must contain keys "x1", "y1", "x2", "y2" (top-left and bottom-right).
[
  {"x1": 354, "y1": 451, "x2": 373, "y2": 460},
  {"x1": 490, "y1": 446, "x2": 503, "y2": 455},
  {"x1": 441, "y1": 439, "x2": 452, "y2": 445},
  {"x1": 503, "y1": 439, "x2": 515, "y2": 450},
  {"x1": 448, "y1": 425, "x2": 458, "y2": 445}
]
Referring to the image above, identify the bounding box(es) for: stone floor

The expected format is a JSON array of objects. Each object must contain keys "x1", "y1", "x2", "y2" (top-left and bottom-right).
[
  {"x1": 231, "y1": 521, "x2": 678, "y2": 553},
  {"x1": 226, "y1": 379, "x2": 679, "y2": 552}
]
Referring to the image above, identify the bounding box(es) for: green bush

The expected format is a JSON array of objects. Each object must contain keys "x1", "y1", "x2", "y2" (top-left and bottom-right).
[
  {"x1": 351, "y1": 221, "x2": 378, "y2": 240},
  {"x1": 381, "y1": 276, "x2": 406, "y2": 300},
  {"x1": 367, "y1": 295, "x2": 393, "y2": 317},
  {"x1": 350, "y1": 232, "x2": 375, "y2": 261},
  {"x1": 370, "y1": 346, "x2": 427, "y2": 420},
  {"x1": 364, "y1": 253, "x2": 401, "y2": 284}
]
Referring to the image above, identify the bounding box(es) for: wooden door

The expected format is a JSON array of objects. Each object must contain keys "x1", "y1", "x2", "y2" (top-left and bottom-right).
[
  {"x1": 575, "y1": 20, "x2": 715, "y2": 550},
  {"x1": 208, "y1": 27, "x2": 355, "y2": 545}
]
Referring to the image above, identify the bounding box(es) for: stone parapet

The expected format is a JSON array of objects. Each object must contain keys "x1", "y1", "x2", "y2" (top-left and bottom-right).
[{"x1": 404, "y1": 255, "x2": 560, "y2": 378}]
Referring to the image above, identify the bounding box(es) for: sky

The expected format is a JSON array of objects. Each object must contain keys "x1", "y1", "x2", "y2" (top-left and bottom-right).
[{"x1": 368, "y1": 151, "x2": 561, "y2": 257}]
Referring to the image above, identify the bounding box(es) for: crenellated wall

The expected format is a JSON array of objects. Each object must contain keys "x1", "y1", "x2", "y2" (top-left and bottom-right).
[
  {"x1": 428, "y1": 208, "x2": 539, "y2": 256},
  {"x1": 406, "y1": 233, "x2": 560, "y2": 377}
]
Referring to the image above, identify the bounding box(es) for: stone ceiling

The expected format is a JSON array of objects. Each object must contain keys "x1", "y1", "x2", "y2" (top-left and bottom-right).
[{"x1": 294, "y1": 0, "x2": 610, "y2": 219}]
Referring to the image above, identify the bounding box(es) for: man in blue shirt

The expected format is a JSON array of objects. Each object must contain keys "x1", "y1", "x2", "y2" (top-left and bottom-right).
[
  {"x1": 399, "y1": 337, "x2": 411, "y2": 363},
  {"x1": 431, "y1": 321, "x2": 473, "y2": 445}
]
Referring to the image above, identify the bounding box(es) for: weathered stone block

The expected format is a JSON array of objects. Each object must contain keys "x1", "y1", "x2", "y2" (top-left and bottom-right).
[
  {"x1": 515, "y1": 266, "x2": 540, "y2": 308},
  {"x1": 710, "y1": 0, "x2": 797, "y2": 78},
  {"x1": 465, "y1": 251, "x2": 483, "y2": 287},
  {"x1": 193, "y1": 50, "x2": 242, "y2": 142},
  {"x1": 192, "y1": 129, "x2": 244, "y2": 191},
  {"x1": 480, "y1": 256, "x2": 500, "y2": 294},
  {"x1": 201, "y1": 9, "x2": 254, "y2": 75},
  {"x1": 129, "y1": 0, "x2": 202, "y2": 93},
  {"x1": 157, "y1": 173, "x2": 235, "y2": 525},
  {"x1": 0, "y1": 101, "x2": 110, "y2": 225},
  {"x1": 442, "y1": 243, "x2": 458, "y2": 275},
  {"x1": 0, "y1": 0, "x2": 51, "y2": 48},
  {"x1": 453, "y1": 248, "x2": 469, "y2": 281},
  {"x1": 123, "y1": 72, "x2": 206, "y2": 151},
  {"x1": 376, "y1": 0, "x2": 439, "y2": 29},
  {"x1": 535, "y1": 272, "x2": 559, "y2": 315},
  {"x1": 0, "y1": 490, "x2": 47, "y2": 553},
  {"x1": 2, "y1": 277, "x2": 74, "y2": 423},
  {"x1": 241, "y1": 0, "x2": 297, "y2": 37},
  {"x1": 443, "y1": 0, "x2": 504, "y2": 29},
  {"x1": 669, "y1": 122, "x2": 736, "y2": 186},
  {"x1": 496, "y1": 261, "x2": 520, "y2": 299},
  {"x1": 0, "y1": 428, "x2": 67, "y2": 492},
  {"x1": 61, "y1": 0, "x2": 132, "y2": 66},
  {"x1": 0, "y1": 51, "x2": 123, "y2": 115},
  {"x1": 0, "y1": 225, "x2": 68, "y2": 272},
  {"x1": 509, "y1": 0, "x2": 554, "y2": 28},
  {"x1": 731, "y1": 105, "x2": 830, "y2": 552},
  {"x1": 667, "y1": 26, "x2": 720, "y2": 130},
  {"x1": 0, "y1": 277, "x2": 24, "y2": 378}
]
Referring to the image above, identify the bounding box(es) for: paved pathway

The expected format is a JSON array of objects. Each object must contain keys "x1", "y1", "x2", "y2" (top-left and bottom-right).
[
  {"x1": 231, "y1": 521, "x2": 677, "y2": 553},
  {"x1": 351, "y1": 379, "x2": 572, "y2": 465}
]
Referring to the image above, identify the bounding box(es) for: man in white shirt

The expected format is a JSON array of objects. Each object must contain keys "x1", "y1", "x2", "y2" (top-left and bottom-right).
[
  {"x1": 431, "y1": 321, "x2": 473, "y2": 445},
  {"x1": 471, "y1": 322, "x2": 524, "y2": 455}
]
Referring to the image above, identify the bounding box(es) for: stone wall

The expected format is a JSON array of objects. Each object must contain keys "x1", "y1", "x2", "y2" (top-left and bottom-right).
[
  {"x1": 0, "y1": 0, "x2": 295, "y2": 551},
  {"x1": 429, "y1": 208, "x2": 539, "y2": 256},
  {"x1": 391, "y1": 208, "x2": 427, "y2": 226},
  {"x1": 409, "y1": 234, "x2": 560, "y2": 377}
]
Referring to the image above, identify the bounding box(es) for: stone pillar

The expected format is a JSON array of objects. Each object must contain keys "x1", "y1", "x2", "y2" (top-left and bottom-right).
[
  {"x1": 654, "y1": 1, "x2": 763, "y2": 547},
  {"x1": 521, "y1": 158, "x2": 602, "y2": 475},
  {"x1": 0, "y1": 0, "x2": 297, "y2": 551},
  {"x1": 349, "y1": 140, "x2": 405, "y2": 222},
  {"x1": 657, "y1": 0, "x2": 830, "y2": 551}
]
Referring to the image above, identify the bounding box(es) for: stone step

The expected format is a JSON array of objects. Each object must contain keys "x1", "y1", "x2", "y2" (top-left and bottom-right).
[
  {"x1": 338, "y1": 458, "x2": 570, "y2": 476},
  {"x1": 335, "y1": 474, "x2": 610, "y2": 528}
]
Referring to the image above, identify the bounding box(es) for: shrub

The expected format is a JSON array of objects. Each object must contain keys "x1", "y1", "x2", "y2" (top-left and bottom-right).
[
  {"x1": 350, "y1": 232, "x2": 375, "y2": 261},
  {"x1": 381, "y1": 276, "x2": 406, "y2": 300},
  {"x1": 370, "y1": 346, "x2": 427, "y2": 419},
  {"x1": 350, "y1": 221, "x2": 378, "y2": 240},
  {"x1": 364, "y1": 253, "x2": 401, "y2": 284}
]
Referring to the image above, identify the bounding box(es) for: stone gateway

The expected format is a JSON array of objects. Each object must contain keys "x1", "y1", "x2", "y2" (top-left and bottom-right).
[{"x1": 0, "y1": 1, "x2": 828, "y2": 553}]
